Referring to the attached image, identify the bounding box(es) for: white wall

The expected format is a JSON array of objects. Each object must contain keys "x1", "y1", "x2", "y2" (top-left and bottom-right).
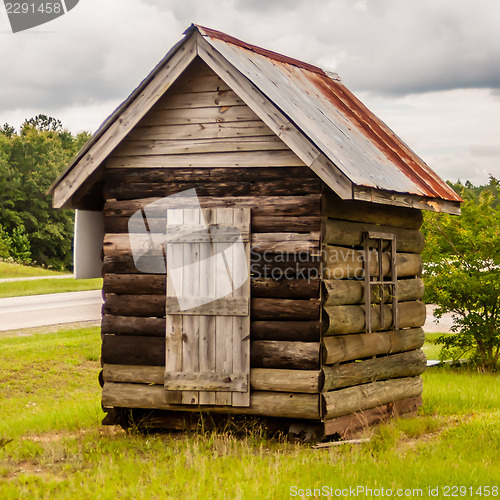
[{"x1": 74, "y1": 210, "x2": 105, "y2": 279}]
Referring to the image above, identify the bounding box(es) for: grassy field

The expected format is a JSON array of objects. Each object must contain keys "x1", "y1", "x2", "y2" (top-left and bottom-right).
[
  {"x1": 0, "y1": 262, "x2": 69, "y2": 279},
  {"x1": 0, "y1": 327, "x2": 499, "y2": 499},
  {"x1": 0, "y1": 278, "x2": 103, "y2": 298}
]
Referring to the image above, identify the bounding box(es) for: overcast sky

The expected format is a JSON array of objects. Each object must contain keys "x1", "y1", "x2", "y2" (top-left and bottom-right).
[{"x1": 1, "y1": 0, "x2": 499, "y2": 185}]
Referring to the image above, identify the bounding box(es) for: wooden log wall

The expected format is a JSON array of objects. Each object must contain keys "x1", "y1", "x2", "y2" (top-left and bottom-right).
[
  {"x1": 320, "y1": 189, "x2": 427, "y2": 423},
  {"x1": 101, "y1": 58, "x2": 324, "y2": 420}
]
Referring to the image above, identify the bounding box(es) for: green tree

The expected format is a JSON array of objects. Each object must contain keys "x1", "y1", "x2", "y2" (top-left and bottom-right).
[
  {"x1": 0, "y1": 117, "x2": 91, "y2": 269},
  {"x1": 422, "y1": 178, "x2": 500, "y2": 371}
]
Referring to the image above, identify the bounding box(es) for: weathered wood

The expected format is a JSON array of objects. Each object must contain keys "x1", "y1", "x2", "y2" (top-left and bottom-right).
[
  {"x1": 154, "y1": 89, "x2": 245, "y2": 109},
  {"x1": 103, "y1": 293, "x2": 320, "y2": 321},
  {"x1": 353, "y1": 186, "x2": 461, "y2": 216},
  {"x1": 323, "y1": 376, "x2": 423, "y2": 419},
  {"x1": 324, "y1": 301, "x2": 426, "y2": 335},
  {"x1": 323, "y1": 278, "x2": 424, "y2": 306},
  {"x1": 102, "y1": 383, "x2": 320, "y2": 419},
  {"x1": 251, "y1": 298, "x2": 321, "y2": 321},
  {"x1": 106, "y1": 150, "x2": 305, "y2": 169},
  {"x1": 105, "y1": 166, "x2": 317, "y2": 185},
  {"x1": 103, "y1": 364, "x2": 322, "y2": 394},
  {"x1": 164, "y1": 372, "x2": 248, "y2": 392},
  {"x1": 103, "y1": 179, "x2": 320, "y2": 200},
  {"x1": 103, "y1": 274, "x2": 166, "y2": 295},
  {"x1": 197, "y1": 35, "x2": 353, "y2": 199},
  {"x1": 251, "y1": 321, "x2": 322, "y2": 342},
  {"x1": 323, "y1": 246, "x2": 423, "y2": 280},
  {"x1": 113, "y1": 137, "x2": 287, "y2": 157},
  {"x1": 103, "y1": 294, "x2": 165, "y2": 317},
  {"x1": 251, "y1": 341, "x2": 320, "y2": 369},
  {"x1": 322, "y1": 349, "x2": 427, "y2": 391},
  {"x1": 165, "y1": 296, "x2": 249, "y2": 316},
  {"x1": 104, "y1": 195, "x2": 321, "y2": 218},
  {"x1": 250, "y1": 368, "x2": 321, "y2": 394},
  {"x1": 52, "y1": 34, "x2": 198, "y2": 209},
  {"x1": 321, "y1": 191, "x2": 423, "y2": 230},
  {"x1": 323, "y1": 219, "x2": 425, "y2": 253},
  {"x1": 137, "y1": 104, "x2": 259, "y2": 127},
  {"x1": 127, "y1": 121, "x2": 273, "y2": 141},
  {"x1": 101, "y1": 315, "x2": 166, "y2": 336},
  {"x1": 252, "y1": 216, "x2": 321, "y2": 233},
  {"x1": 251, "y1": 278, "x2": 320, "y2": 299},
  {"x1": 250, "y1": 256, "x2": 321, "y2": 280},
  {"x1": 102, "y1": 335, "x2": 165, "y2": 366},
  {"x1": 323, "y1": 327, "x2": 425, "y2": 365},
  {"x1": 323, "y1": 396, "x2": 423, "y2": 438},
  {"x1": 251, "y1": 232, "x2": 320, "y2": 253}
]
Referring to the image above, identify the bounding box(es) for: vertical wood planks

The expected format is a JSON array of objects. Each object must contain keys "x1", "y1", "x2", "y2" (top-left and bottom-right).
[
  {"x1": 165, "y1": 209, "x2": 183, "y2": 404},
  {"x1": 214, "y1": 208, "x2": 235, "y2": 406},
  {"x1": 164, "y1": 207, "x2": 251, "y2": 406}
]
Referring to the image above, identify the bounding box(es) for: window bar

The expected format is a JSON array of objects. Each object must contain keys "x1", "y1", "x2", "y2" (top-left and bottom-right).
[
  {"x1": 391, "y1": 237, "x2": 399, "y2": 330},
  {"x1": 378, "y1": 238, "x2": 384, "y2": 331},
  {"x1": 364, "y1": 234, "x2": 372, "y2": 334}
]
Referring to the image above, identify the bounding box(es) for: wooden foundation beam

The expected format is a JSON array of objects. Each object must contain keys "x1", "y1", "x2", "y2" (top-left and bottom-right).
[
  {"x1": 322, "y1": 376, "x2": 423, "y2": 419},
  {"x1": 323, "y1": 396, "x2": 423, "y2": 439},
  {"x1": 102, "y1": 383, "x2": 320, "y2": 419}
]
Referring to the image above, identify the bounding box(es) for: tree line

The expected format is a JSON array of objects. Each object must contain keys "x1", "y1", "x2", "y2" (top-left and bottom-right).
[{"x1": 0, "y1": 115, "x2": 90, "y2": 269}]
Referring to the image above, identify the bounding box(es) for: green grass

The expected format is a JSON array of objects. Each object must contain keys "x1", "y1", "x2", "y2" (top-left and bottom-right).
[
  {"x1": 0, "y1": 278, "x2": 102, "y2": 298},
  {"x1": 0, "y1": 327, "x2": 499, "y2": 498},
  {"x1": 0, "y1": 262, "x2": 68, "y2": 279},
  {"x1": 422, "y1": 332, "x2": 444, "y2": 359}
]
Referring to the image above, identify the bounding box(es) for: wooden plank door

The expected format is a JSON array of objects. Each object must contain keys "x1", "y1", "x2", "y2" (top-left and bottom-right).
[{"x1": 164, "y1": 207, "x2": 251, "y2": 407}]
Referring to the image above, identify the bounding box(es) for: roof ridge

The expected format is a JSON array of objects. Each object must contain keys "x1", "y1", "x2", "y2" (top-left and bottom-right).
[{"x1": 192, "y1": 24, "x2": 327, "y2": 76}]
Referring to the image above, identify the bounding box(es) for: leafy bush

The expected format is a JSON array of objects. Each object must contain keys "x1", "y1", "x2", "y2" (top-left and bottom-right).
[{"x1": 423, "y1": 178, "x2": 500, "y2": 371}]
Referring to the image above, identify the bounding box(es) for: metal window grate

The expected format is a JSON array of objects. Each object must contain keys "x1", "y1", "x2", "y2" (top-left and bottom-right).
[{"x1": 363, "y1": 231, "x2": 399, "y2": 333}]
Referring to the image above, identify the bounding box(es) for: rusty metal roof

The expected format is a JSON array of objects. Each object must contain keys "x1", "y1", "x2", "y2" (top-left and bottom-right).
[{"x1": 195, "y1": 25, "x2": 461, "y2": 203}]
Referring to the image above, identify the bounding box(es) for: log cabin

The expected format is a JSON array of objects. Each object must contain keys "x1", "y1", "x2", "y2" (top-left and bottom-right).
[{"x1": 49, "y1": 24, "x2": 462, "y2": 441}]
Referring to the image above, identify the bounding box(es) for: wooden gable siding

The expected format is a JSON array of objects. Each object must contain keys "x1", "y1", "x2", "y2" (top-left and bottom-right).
[{"x1": 108, "y1": 58, "x2": 304, "y2": 170}]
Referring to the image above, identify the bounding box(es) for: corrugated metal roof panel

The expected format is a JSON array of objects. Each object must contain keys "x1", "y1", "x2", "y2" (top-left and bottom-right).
[{"x1": 197, "y1": 25, "x2": 461, "y2": 203}]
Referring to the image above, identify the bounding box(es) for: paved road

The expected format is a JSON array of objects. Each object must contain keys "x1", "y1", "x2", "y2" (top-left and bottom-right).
[
  {"x1": 0, "y1": 290, "x2": 103, "y2": 331},
  {"x1": 424, "y1": 304, "x2": 454, "y2": 333}
]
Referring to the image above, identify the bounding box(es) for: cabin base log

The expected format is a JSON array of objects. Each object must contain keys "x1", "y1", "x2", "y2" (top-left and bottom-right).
[
  {"x1": 322, "y1": 376, "x2": 423, "y2": 420},
  {"x1": 323, "y1": 396, "x2": 423, "y2": 439},
  {"x1": 102, "y1": 383, "x2": 321, "y2": 419},
  {"x1": 101, "y1": 395, "x2": 423, "y2": 442}
]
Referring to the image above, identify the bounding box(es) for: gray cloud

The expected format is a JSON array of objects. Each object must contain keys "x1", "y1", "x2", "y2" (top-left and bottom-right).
[{"x1": 1, "y1": 0, "x2": 499, "y2": 119}]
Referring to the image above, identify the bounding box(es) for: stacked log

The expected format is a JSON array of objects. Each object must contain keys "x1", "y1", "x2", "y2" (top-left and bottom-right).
[{"x1": 320, "y1": 190, "x2": 426, "y2": 424}]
